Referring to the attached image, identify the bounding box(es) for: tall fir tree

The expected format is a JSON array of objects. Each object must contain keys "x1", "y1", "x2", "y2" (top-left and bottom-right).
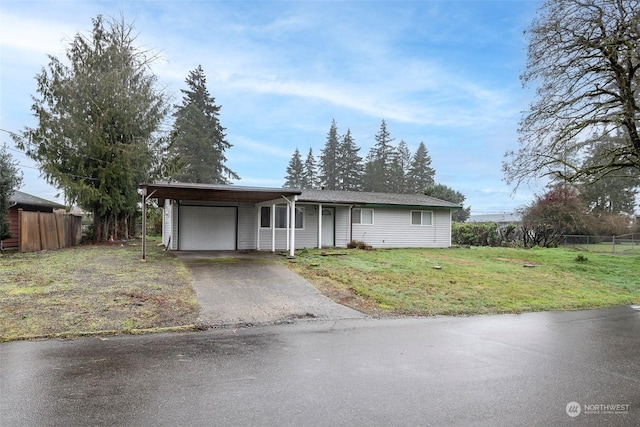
[
  {"x1": 169, "y1": 65, "x2": 239, "y2": 184},
  {"x1": 319, "y1": 120, "x2": 340, "y2": 190},
  {"x1": 406, "y1": 141, "x2": 435, "y2": 193},
  {"x1": 337, "y1": 129, "x2": 364, "y2": 191},
  {"x1": 392, "y1": 140, "x2": 411, "y2": 193},
  {"x1": 302, "y1": 148, "x2": 318, "y2": 189},
  {"x1": 284, "y1": 148, "x2": 304, "y2": 188},
  {"x1": 363, "y1": 120, "x2": 396, "y2": 192},
  {"x1": 424, "y1": 183, "x2": 470, "y2": 222},
  {"x1": 16, "y1": 15, "x2": 168, "y2": 242}
]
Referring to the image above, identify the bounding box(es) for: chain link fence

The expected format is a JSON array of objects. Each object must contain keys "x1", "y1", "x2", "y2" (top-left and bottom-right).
[{"x1": 561, "y1": 233, "x2": 640, "y2": 254}]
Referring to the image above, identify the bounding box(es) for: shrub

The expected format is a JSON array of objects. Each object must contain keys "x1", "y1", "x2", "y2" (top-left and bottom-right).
[{"x1": 347, "y1": 240, "x2": 369, "y2": 250}]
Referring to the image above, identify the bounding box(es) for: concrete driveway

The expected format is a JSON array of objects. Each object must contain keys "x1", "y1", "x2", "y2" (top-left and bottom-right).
[{"x1": 174, "y1": 251, "x2": 364, "y2": 327}]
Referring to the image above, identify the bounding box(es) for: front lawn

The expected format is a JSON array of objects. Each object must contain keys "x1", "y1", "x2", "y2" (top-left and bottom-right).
[
  {"x1": 286, "y1": 247, "x2": 640, "y2": 316},
  {"x1": 0, "y1": 239, "x2": 199, "y2": 342}
]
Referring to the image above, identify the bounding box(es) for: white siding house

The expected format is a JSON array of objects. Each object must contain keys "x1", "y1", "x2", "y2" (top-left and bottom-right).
[{"x1": 144, "y1": 184, "x2": 460, "y2": 253}]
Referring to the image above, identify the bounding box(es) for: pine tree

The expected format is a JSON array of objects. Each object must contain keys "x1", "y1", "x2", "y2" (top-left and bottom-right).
[
  {"x1": 302, "y1": 148, "x2": 318, "y2": 189},
  {"x1": 337, "y1": 129, "x2": 363, "y2": 191},
  {"x1": 424, "y1": 183, "x2": 470, "y2": 222},
  {"x1": 169, "y1": 65, "x2": 239, "y2": 184},
  {"x1": 17, "y1": 15, "x2": 167, "y2": 242},
  {"x1": 363, "y1": 120, "x2": 396, "y2": 192},
  {"x1": 393, "y1": 140, "x2": 411, "y2": 193},
  {"x1": 406, "y1": 141, "x2": 435, "y2": 193},
  {"x1": 284, "y1": 148, "x2": 304, "y2": 188},
  {"x1": 319, "y1": 120, "x2": 340, "y2": 190}
]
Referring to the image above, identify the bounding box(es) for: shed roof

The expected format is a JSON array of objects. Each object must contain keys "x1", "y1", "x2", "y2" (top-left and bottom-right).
[{"x1": 9, "y1": 190, "x2": 65, "y2": 209}]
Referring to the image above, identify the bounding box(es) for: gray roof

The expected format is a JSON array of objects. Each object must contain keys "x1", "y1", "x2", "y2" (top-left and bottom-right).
[
  {"x1": 140, "y1": 182, "x2": 460, "y2": 208},
  {"x1": 9, "y1": 190, "x2": 65, "y2": 209},
  {"x1": 298, "y1": 189, "x2": 461, "y2": 209}
]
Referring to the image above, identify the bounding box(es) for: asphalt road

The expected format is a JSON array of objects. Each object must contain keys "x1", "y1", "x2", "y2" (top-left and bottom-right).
[{"x1": 2, "y1": 306, "x2": 639, "y2": 426}]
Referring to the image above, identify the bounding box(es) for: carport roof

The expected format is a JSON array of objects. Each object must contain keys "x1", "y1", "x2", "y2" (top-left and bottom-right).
[{"x1": 140, "y1": 182, "x2": 302, "y2": 203}]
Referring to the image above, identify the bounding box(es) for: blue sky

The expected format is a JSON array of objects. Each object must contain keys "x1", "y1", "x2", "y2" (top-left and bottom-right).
[{"x1": 0, "y1": 0, "x2": 545, "y2": 214}]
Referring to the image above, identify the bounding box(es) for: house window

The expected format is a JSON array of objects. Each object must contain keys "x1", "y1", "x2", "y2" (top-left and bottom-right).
[
  {"x1": 260, "y1": 206, "x2": 271, "y2": 228},
  {"x1": 260, "y1": 205, "x2": 303, "y2": 229},
  {"x1": 352, "y1": 208, "x2": 374, "y2": 225},
  {"x1": 411, "y1": 210, "x2": 432, "y2": 226}
]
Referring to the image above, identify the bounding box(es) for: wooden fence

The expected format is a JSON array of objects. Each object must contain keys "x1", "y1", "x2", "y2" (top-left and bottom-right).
[{"x1": 19, "y1": 210, "x2": 82, "y2": 252}]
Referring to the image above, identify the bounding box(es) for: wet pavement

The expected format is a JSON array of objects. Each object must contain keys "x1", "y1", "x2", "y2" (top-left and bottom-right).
[
  {"x1": 173, "y1": 251, "x2": 364, "y2": 327},
  {"x1": 2, "y1": 306, "x2": 639, "y2": 426}
]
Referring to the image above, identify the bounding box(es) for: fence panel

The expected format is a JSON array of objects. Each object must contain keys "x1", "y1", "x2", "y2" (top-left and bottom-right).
[
  {"x1": 39, "y1": 213, "x2": 60, "y2": 250},
  {"x1": 18, "y1": 211, "x2": 82, "y2": 253},
  {"x1": 19, "y1": 211, "x2": 42, "y2": 253}
]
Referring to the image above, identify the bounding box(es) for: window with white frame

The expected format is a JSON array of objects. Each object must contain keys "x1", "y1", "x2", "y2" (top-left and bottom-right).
[
  {"x1": 411, "y1": 210, "x2": 433, "y2": 226},
  {"x1": 260, "y1": 205, "x2": 304, "y2": 229},
  {"x1": 352, "y1": 208, "x2": 374, "y2": 225}
]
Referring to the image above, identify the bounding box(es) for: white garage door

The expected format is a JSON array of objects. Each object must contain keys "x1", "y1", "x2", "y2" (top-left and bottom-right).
[{"x1": 178, "y1": 206, "x2": 237, "y2": 250}]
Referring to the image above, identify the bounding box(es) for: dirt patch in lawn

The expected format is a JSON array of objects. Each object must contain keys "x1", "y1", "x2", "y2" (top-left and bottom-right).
[{"x1": 0, "y1": 239, "x2": 199, "y2": 342}]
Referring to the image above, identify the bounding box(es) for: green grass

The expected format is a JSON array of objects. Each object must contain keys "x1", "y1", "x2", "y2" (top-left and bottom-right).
[
  {"x1": 0, "y1": 238, "x2": 199, "y2": 342},
  {"x1": 286, "y1": 247, "x2": 640, "y2": 316}
]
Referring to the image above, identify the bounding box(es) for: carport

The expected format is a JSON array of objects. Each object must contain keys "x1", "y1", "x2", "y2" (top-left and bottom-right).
[{"x1": 139, "y1": 183, "x2": 302, "y2": 259}]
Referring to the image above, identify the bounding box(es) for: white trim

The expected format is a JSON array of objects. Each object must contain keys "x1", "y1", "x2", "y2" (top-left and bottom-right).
[
  {"x1": 352, "y1": 208, "x2": 374, "y2": 225},
  {"x1": 317, "y1": 203, "x2": 323, "y2": 249},
  {"x1": 410, "y1": 210, "x2": 433, "y2": 226}
]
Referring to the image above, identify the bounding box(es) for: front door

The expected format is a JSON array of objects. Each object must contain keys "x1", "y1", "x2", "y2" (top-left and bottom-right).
[{"x1": 321, "y1": 208, "x2": 335, "y2": 247}]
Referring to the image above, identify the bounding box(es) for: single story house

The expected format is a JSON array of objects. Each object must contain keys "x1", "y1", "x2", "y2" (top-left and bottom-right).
[
  {"x1": 1, "y1": 190, "x2": 66, "y2": 250},
  {"x1": 140, "y1": 183, "x2": 461, "y2": 256}
]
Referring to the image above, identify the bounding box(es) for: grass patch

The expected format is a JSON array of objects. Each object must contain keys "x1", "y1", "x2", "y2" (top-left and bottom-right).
[
  {"x1": 0, "y1": 238, "x2": 199, "y2": 342},
  {"x1": 286, "y1": 247, "x2": 640, "y2": 316}
]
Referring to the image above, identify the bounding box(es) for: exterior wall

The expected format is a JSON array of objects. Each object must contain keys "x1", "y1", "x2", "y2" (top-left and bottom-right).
[
  {"x1": 0, "y1": 207, "x2": 20, "y2": 249},
  {"x1": 163, "y1": 199, "x2": 453, "y2": 251},
  {"x1": 351, "y1": 208, "x2": 452, "y2": 248},
  {"x1": 237, "y1": 204, "x2": 257, "y2": 250},
  {"x1": 334, "y1": 206, "x2": 351, "y2": 247}
]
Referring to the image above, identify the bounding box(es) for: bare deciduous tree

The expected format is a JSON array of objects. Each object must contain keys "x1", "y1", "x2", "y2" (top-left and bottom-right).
[{"x1": 504, "y1": 0, "x2": 640, "y2": 186}]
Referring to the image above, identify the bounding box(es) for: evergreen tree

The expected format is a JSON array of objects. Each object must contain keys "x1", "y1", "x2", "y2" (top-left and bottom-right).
[
  {"x1": 284, "y1": 148, "x2": 304, "y2": 188},
  {"x1": 406, "y1": 141, "x2": 435, "y2": 193},
  {"x1": 302, "y1": 148, "x2": 318, "y2": 189},
  {"x1": 0, "y1": 147, "x2": 23, "y2": 241},
  {"x1": 363, "y1": 120, "x2": 396, "y2": 192},
  {"x1": 337, "y1": 129, "x2": 363, "y2": 191},
  {"x1": 169, "y1": 65, "x2": 239, "y2": 184},
  {"x1": 319, "y1": 120, "x2": 341, "y2": 190},
  {"x1": 16, "y1": 15, "x2": 167, "y2": 242},
  {"x1": 393, "y1": 140, "x2": 411, "y2": 193},
  {"x1": 423, "y1": 183, "x2": 470, "y2": 222},
  {"x1": 578, "y1": 134, "x2": 639, "y2": 215}
]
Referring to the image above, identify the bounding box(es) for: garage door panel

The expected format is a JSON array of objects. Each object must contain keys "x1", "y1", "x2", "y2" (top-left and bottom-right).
[{"x1": 179, "y1": 206, "x2": 237, "y2": 250}]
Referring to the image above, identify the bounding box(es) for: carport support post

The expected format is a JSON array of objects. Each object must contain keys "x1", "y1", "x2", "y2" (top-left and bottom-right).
[
  {"x1": 317, "y1": 203, "x2": 322, "y2": 249},
  {"x1": 141, "y1": 187, "x2": 147, "y2": 261},
  {"x1": 289, "y1": 196, "x2": 297, "y2": 257}
]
